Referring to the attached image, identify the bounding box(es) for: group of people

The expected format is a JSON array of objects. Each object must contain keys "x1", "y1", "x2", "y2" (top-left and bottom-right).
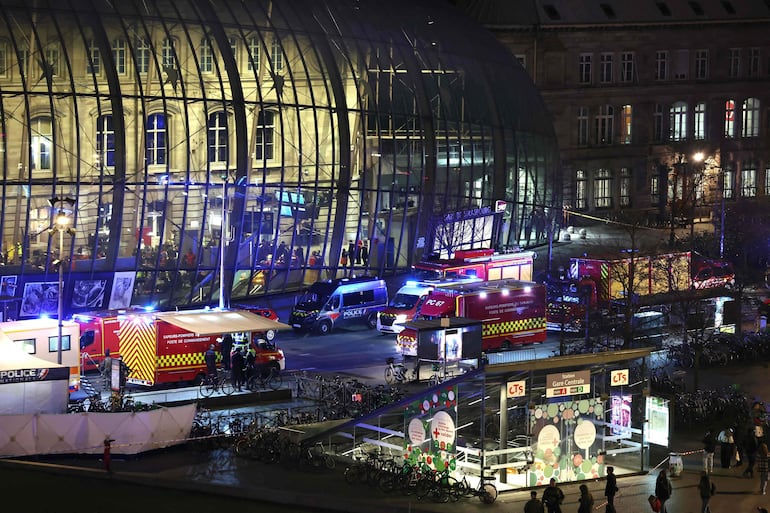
[
  {"x1": 704, "y1": 424, "x2": 770, "y2": 494},
  {"x1": 204, "y1": 334, "x2": 267, "y2": 391},
  {"x1": 523, "y1": 472, "x2": 617, "y2": 513}
]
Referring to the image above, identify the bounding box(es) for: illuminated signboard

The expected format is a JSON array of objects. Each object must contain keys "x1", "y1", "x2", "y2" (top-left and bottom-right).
[{"x1": 546, "y1": 370, "x2": 591, "y2": 398}]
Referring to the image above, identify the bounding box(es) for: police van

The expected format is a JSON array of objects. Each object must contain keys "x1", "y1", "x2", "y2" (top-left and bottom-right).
[{"x1": 288, "y1": 276, "x2": 388, "y2": 335}]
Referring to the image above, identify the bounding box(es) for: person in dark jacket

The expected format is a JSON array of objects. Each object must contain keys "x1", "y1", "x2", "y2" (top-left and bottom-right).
[
  {"x1": 220, "y1": 334, "x2": 233, "y2": 371},
  {"x1": 718, "y1": 427, "x2": 735, "y2": 469},
  {"x1": 524, "y1": 490, "x2": 545, "y2": 513},
  {"x1": 541, "y1": 478, "x2": 564, "y2": 513},
  {"x1": 655, "y1": 469, "x2": 672, "y2": 513},
  {"x1": 578, "y1": 484, "x2": 594, "y2": 513},
  {"x1": 230, "y1": 347, "x2": 245, "y2": 391},
  {"x1": 702, "y1": 429, "x2": 717, "y2": 474},
  {"x1": 204, "y1": 344, "x2": 217, "y2": 377},
  {"x1": 604, "y1": 466, "x2": 618, "y2": 508},
  {"x1": 742, "y1": 426, "x2": 759, "y2": 477},
  {"x1": 697, "y1": 471, "x2": 716, "y2": 513}
]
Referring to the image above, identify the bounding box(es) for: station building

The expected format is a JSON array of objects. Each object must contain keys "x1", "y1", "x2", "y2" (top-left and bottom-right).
[{"x1": 0, "y1": 0, "x2": 560, "y2": 316}]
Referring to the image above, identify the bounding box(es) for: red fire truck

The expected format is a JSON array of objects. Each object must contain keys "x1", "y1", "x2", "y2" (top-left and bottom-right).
[
  {"x1": 396, "y1": 279, "x2": 547, "y2": 356},
  {"x1": 75, "y1": 308, "x2": 288, "y2": 386},
  {"x1": 411, "y1": 249, "x2": 535, "y2": 282}
]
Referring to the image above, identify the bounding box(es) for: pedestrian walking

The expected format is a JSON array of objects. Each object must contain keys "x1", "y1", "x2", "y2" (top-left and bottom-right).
[
  {"x1": 524, "y1": 490, "x2": 545, "y2": 513},
  {"x1": 541, "y1": 477, "x2": 564, "y2": 513},
  {"x1": 743, "y1": 426, "x2": 759, "y2": 478},
  {"x1": 702, "y1": 429, "x2": 717, "y2": 474},
  {"x1": 220, "y1": 334, "x2": 233, "y2": 371},
  {"x1": 697, "y1": 471, "x2": 716, "y2": 513},
  {"x1": 655, "y1": 469, "x2": 672, "y2": 513},
  {"x1": 718, "y1": 426, "x2": 736, "y2": 469},
  {"x1": 604, "y1": 466, "x2": 618, "y2": 509},
  {"x1": 577, "y1": 484, "x2": 594, "y2": 513},
  {"x1": 757, "y1": 442, "x2": 770, "y2": 494}
]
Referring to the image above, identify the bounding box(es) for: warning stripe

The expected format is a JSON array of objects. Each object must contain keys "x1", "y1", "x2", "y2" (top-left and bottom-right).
[{"x1": 121, "y1": 316, "x2": 157, "y2": 386}]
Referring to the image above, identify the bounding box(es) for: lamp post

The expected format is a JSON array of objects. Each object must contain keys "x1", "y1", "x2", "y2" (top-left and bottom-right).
[{"x1": 49, "y1": 197, "x2": 76, "y2": 365}]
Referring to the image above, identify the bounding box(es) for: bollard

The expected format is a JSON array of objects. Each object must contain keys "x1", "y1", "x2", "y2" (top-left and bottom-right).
[{"x1": 103, "y1": 438, "x2": 115, "y2": 472}]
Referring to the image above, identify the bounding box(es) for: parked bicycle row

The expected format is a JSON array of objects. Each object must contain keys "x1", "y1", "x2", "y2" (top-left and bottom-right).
[
  {"x1": 667, "y1": 330, "x2": 770, "y2": 369},
  {"x1": 295, "y1": 372, "x2": 405, "y2": 418},
  {"x1": 671, "y1": 386, "x2": 756, "y2": 430},
  {"x1": 67, "y1": 391, "x2": 159, "y2": 413}
]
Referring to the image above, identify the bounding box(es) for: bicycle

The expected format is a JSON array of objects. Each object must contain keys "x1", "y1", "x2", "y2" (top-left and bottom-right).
[
  {"x1": 199, "y1": 372, "x2": 234, "y2": 397},
  {"x1": 453, "y1": 470, "x2": 498, "y2": 504},
  {"x1": 246, "y1": 366, "x2": 283, "y2": 391},
  {"x1": 384, "y1": 357, "x2": 415, "y2": 384}
]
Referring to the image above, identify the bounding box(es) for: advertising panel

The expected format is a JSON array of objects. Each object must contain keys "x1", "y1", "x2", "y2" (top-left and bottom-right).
[
  {"x1": 528, "y1": 397, "x2": 606, "y2": 486},
  {"x1": 403, "y1": 385, "x2": 458, "y2": 471},
  {"x1": 610, "y1": 394, "x2": 632, "y2": 438},
  {"x1": 646, "y1": 396, "x2": 670, "y2": 446},
  {"x1": 416, "y1": 324, "x2": 482, "y2": 360}
]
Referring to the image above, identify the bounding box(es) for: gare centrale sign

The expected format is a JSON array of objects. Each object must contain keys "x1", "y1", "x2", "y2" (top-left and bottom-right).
[{"x1": 545, "y1": 370, "x2": 591, "y2": 398}]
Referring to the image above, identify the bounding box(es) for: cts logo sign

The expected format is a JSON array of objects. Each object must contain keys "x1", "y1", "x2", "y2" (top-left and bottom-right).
[
  {"x1": 610, "y1": 369, "x2": 629, "y2": 386},
  {"x1": 506, "y1": 380, "x2": 526, "y2": 398}
]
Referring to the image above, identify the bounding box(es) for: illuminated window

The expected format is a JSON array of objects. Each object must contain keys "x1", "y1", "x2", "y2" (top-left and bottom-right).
[
  {"x1": 694, "y1": 102, "x2": 706, "y2": 139},
  {"x1": 135, "y1": 37, "x2": 151, "y2": 74},
  {"x1": 600, "y1": 53, "x2": 613, "y2": 83},
  {"x1": 655, "y1": 50, "x2": 668, "y2": 80},
  {"x1": 112, "y1": 38, "x2": 126, "y2": 75},
  {"x1": 742, "y1": 97, "x2": 760, "y2": 137},
  {"x1": 723, "y1": 165, "x2": 734, "y2": 199},
  {"x1": 650, "y1": 174, "x2": 660, "y2": 206},
  {"x1": 695, "y1": 49, "x2": 709, "y2": 79},
  {"x1": 96, "y1": 115, "x2": 115, "y2": 167},
  {"x1": 729, "y1": 48, "x2": 741, "y2": 78},
  {"x1": 669, "y1": 101, "x2": 687, "y2": 141},
  {"x1": 208, "y1": 111, "x2": 228, "y2": 163},
  {"x1": 621, "y1": 52, "x2": 634, "y2": 82},
  {"x1": 87, "y1": 39, "x2": 100, "y2": 74},
  {"x1": 579, "y1": 53, "x2": 592, "y2": 84},
  {"x1": 247, "y1": 37, "x2": 260, "y2": 71},
  {"x1": 14, "y1": 338, "x2": 36, "y2": 354},
  {"x1": 620, "y1": 105, "x2": 632, "y2": 144},
  {"x1": 577, "y1": 106, "x2": 589, "y2": 146},
  {"x1": 765, "y1": 166, "x2": 770, "y2": 195},
  {"x1": 742, "y1": 162, "x2": 756, "y2": 197},
  {"x1": 724, "y1": 99, "x2": 735, "y2": 138},
  {"x1": 620, "y1": 167, "x2": 631, "y2": 206},
  {"x1": 594, "y1": 169, "x2": 613, "y2": 208},
  {"x1": 594, "y1": 105, "x2": 614, "y2": 145},
  {"x1": 576, "y1": 170, "x2": 587, "y2": 209},
  {"x1": 200, "y1": 38, "x2": 213, "y2": 73},
  {"x1": 31, "y1": 117, "x2": 52, "y2": 171},
  {"x1": 146, "y1": 113, "x2": 167, "y2": 166},
  {"x1": 255, "y1": 110, "x2": 275, "y2": 161},
  {"x1": 270, "y1": 36, "x2": 283, "y2": 71}
]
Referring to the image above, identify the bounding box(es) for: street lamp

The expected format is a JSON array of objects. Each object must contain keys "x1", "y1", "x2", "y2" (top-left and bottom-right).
[{"x1": 48, "y1": 196, "x2": 76, "y2": 365}]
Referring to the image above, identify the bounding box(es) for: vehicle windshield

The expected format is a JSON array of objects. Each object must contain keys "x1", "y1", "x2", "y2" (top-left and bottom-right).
[
  {"x1": 407, "y1": 269, "x2": 443, "y2": 281},
  {"x1": 389, "y1": 293, "x2": 421, "y2": 309},
  {"x1": 296, "y1": 282, "x2": 336, "y2": 308}
]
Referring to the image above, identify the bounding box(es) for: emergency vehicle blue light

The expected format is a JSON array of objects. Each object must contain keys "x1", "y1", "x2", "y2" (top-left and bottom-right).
[
  {"x1": 39, "y1": 313, "x2": 51, "y2": 320},
  {"x1": 142, "y1": 305, "x2": 155, "y2": 312},
  {"x1": 406, "y1": 280, "x2": 418, "y2": 286}
]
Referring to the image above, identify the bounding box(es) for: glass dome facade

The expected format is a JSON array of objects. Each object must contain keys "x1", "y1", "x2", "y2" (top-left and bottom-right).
[{"x1": 0, "y1": 0, "x2": 559, "y2": 315}]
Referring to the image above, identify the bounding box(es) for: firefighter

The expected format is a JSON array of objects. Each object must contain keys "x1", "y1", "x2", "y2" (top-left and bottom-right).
[{"x1": 204, "y1": 344, "x2": 217, "y2": 377}]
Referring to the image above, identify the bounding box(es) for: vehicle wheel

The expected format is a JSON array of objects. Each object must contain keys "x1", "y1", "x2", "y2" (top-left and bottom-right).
[
  {"x1": 323, "y1": 454, "x2": 336, "y2": 470},
  {"x1": 366, "y1": 313, "x2": 378, "y2": 329},
  {"x1": 317, "y1": 320, "x2": 332, "y2": 335},
  {"x1": 266, "y1": 329, "x2": 276, "y2": 341},
  {"x1": 384, "y1": 367, "x2": 396, "y2": 384}
]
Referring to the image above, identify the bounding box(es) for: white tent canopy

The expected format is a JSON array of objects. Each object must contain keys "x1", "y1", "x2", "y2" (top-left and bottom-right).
[
  {"x1": 155, "y1": 309, "x2": 292, "y2": 335},
  {"x1": 0, "y1": 332, "x2": 69, "y2": 414}
]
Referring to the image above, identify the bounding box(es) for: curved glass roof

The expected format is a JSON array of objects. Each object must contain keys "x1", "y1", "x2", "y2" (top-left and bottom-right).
[{"x1": 0, "y1": 0, "x2": 559, "y2": 315}]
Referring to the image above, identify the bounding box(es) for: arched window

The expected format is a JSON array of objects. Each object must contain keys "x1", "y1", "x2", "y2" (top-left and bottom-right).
[
  {"x1": 146, "y1": 113, "x2": 167, "y2": 166},
  {"x1": 255, "y1": 110, "x2": 275, "y2": 161},
  {"x1": 96, "y1": 115, "x2": 115, "y2": 167},
  {"x1": 208, "y1": 111, "x2": 228, "y2": 164},
  {"x1": 669, "y1": 101, "x2": 687, "y2": 141},
  {"x1": 31, "y1": 117, "x2": 52, "y2": 171},
  {"x1": 742, "y1": 97, "x2": 760, "y2": 138}
]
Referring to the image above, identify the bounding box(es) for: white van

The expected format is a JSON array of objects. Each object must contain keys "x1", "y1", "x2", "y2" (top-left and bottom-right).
[{"x1": 288, "y1": 276, "x2": 388, "y2": 335}]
